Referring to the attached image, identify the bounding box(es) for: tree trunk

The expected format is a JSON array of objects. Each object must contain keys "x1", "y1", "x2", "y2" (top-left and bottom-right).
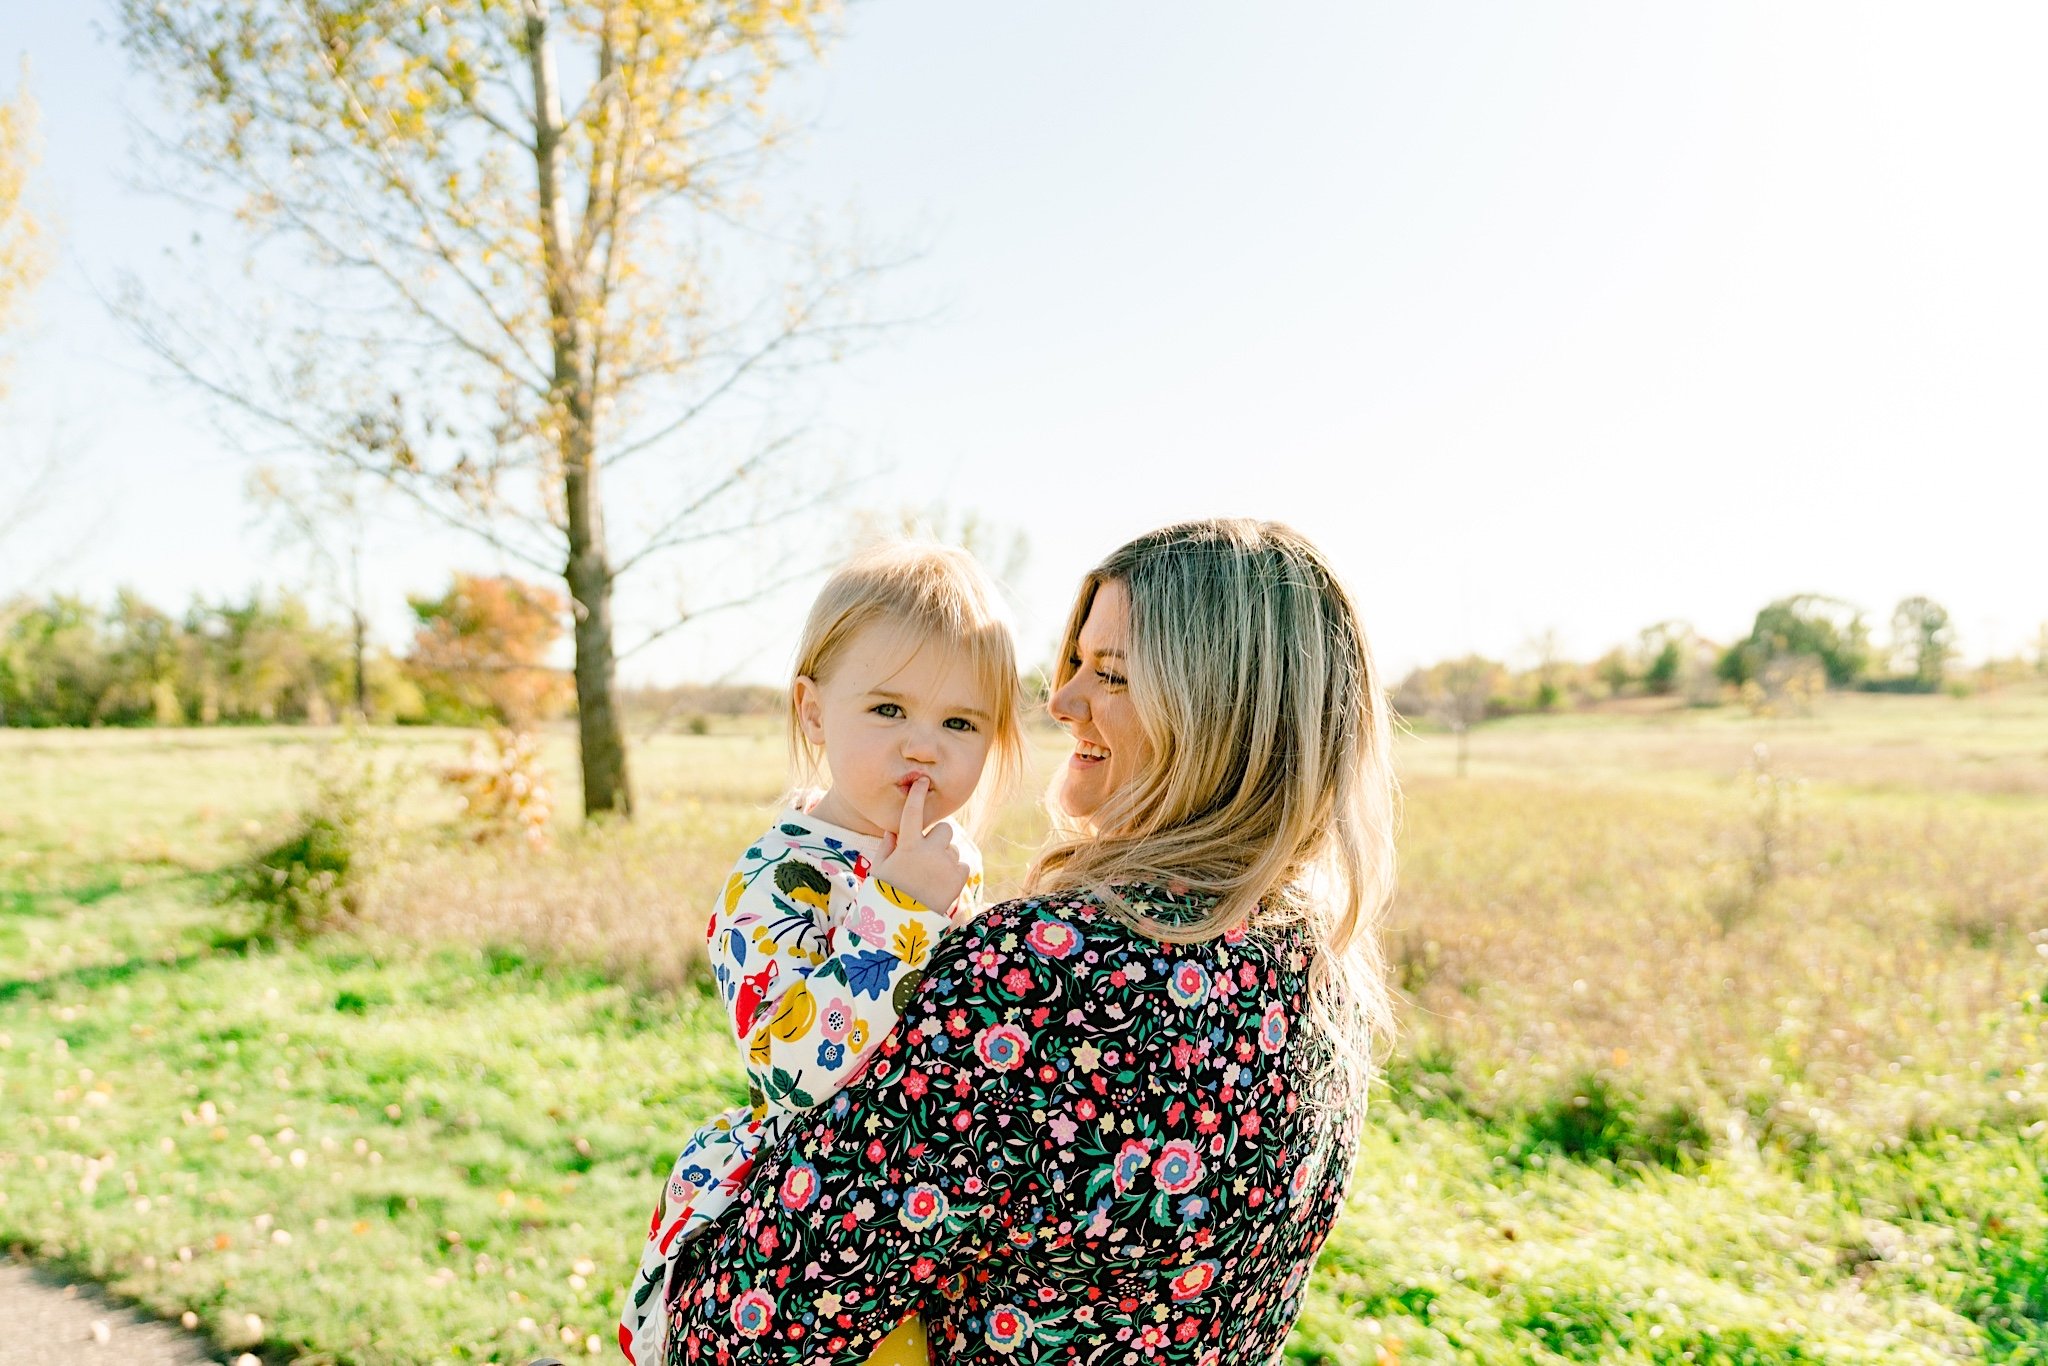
[
  {"x1": 351, "y1": 608, "x2": 368, "y2": 720},
  {"x1": 567, "y1": 537, "x2": 631, "y2": 818},
  {"x1": 529, "y1": 0, "x2": 632, "y2": 818}
]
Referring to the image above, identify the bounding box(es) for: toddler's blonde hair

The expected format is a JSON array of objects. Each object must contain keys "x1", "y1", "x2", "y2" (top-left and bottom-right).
[{"x1": 787, "y1": 540, "x2": 1026, "y2": 839}]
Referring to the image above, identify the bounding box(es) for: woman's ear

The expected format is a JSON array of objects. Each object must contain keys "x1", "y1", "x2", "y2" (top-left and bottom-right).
[{"x1": 792, "y1": 675, "x2": 827, "y2": 745}]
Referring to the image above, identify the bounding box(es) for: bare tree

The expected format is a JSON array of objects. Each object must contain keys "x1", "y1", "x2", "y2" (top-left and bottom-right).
[
  {"x1": 1521, "y1": 627, "x2": 1566, "y2": 710},
  {"x1": 1396, "y1": 655, "x2": 1501, "y2": 778},
  {"x1": 114, "y1": 1, "x2": 893, "y2": 817},
  {"x1": 248, "y1": 464, "x2": 383, "y2": 719}
]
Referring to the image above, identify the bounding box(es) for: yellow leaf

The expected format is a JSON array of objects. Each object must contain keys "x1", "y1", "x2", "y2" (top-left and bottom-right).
[
  {"x1": 747, "y1": 1026, "x2": 771, "y2": 1067},
  {"x1": 767, "y1": 982, "x2": 816, "y2": 1042},
  {"x1": 723, "y1": 872, "x2": 745, "y2": 914},
  {"x1": 891, "y1": 919, "x2": 929, "y2": 968},
  {"x1": 871, "y1": 879, "x2": 926, "y2": 912}
]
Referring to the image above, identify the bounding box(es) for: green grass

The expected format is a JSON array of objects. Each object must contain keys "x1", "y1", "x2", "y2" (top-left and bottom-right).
[{"x1": 1, "y1": 693, "x2": 2045, "y2": 1363}]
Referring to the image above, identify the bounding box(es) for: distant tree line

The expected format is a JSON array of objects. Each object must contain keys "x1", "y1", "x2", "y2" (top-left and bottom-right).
[
  {"x1": 1397, "y1": 593, "x2": 2043, "y2": 739},
  {"x1": 0, "y1": 573, "x2": 572, "y2": 729}
]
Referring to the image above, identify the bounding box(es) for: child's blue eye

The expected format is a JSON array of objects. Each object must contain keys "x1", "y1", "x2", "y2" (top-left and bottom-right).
[
  {"x1": 872, "y1": 703, "x2": 903, "y2": 719},
  {"x1": 944, "y1": 717, "x2": 978, "y2": 733}
]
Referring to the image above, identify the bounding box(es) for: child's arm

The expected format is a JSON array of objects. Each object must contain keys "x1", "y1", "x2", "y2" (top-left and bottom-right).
[
  {"x1": 740, "y1": 855, "x2": 968, "y2": 1112},
  {"x1": 669, "y1": 906, "x2": 1026, "y2": 1365},
  {"x1": 706, "y1": 826, "x2": 967, "y2": 1115}
]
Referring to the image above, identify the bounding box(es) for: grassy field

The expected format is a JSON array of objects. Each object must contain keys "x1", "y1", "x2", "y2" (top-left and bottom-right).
[{"x1": 1, "y1": 692, "x2": 2044, "y2": 1364}]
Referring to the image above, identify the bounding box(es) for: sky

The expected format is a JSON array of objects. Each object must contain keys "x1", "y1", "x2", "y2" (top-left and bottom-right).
[{"x1": 3, "y1": 2, "x2": 2044, "y2": 684}]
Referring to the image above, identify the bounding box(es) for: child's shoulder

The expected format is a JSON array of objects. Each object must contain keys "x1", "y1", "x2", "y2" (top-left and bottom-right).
[{"x1": 733, "y1": 811, "x2": 870, "y2": 869}]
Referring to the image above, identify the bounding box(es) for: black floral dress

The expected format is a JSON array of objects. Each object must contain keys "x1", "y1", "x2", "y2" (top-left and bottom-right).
[{"x1": 663, "y1": 885, "x2": 1360, "y2": 1366}]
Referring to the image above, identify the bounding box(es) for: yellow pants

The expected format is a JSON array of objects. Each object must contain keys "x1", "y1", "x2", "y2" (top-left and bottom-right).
[{"x1": 861, "y1": 1315, "x2": 928, "y2": 1366}]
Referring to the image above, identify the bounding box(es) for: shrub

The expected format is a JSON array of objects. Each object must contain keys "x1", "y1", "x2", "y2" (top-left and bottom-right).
[
  {"x1": 437, "y1": 728, "x2": 554, "y2": 849},
  {"x1": 226, "y1": 737, "x2": 400, "y2": 938}
]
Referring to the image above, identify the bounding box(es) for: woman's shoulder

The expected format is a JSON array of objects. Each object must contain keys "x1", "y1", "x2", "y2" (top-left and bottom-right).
[{"x1": 958, "y1": 885, "x2": 1309, "y2": 968}]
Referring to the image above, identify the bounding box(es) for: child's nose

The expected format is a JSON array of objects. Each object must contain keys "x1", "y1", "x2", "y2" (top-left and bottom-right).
[{"x1": 901, "y1": 727, "x2": 939, "y2": 762}]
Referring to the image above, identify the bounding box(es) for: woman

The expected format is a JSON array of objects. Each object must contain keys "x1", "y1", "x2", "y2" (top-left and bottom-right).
[{"x1": 664, "y1": 518, "x2": 1398, "y2": 1364}]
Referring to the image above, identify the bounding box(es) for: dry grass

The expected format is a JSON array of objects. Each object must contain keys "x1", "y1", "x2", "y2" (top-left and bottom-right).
[{"x1": 1386, "y1": 693, "x2": 2048, "y2": 1166}]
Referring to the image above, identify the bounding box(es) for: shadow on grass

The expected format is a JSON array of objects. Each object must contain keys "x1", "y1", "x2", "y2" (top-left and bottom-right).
[
  {"x1": 0, "y1": 927, "x2": 262, "y2": 1008},
  {"x1": 1, "y1": 868, "x2": 221, "y2": 917}
]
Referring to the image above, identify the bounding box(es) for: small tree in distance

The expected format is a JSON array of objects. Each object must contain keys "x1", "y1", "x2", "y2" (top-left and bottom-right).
[
  {"x1": 1396, "y1": 655, "x2": 1502, "y2": 778},
  {"x1": 1889, "y1": 596, "x2": 1953, "y2": 693}
]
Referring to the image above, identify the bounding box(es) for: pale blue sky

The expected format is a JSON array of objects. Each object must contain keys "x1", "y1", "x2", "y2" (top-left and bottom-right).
[{"x1": 4, "y1": 2, "x2": 2044, "y2": 683}]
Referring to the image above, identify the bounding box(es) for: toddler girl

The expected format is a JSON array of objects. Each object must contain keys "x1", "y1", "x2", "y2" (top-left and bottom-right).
[{"x1": 617, "y1": 541, "x2": 1025, "y2": 1366}]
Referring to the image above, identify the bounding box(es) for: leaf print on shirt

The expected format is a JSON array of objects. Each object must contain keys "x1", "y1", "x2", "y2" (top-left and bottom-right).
[
  {"x1": 773, "y1": 859, "x2": 833, "y2": 914},
  {"x1": 766, "y1": 980, "x2": 817, "y2": 1041},
  {"x1": 892, "y1": 918, "x2": 931, "y2": 968},
  {"x1": 842, "y1": 948, "x2": 900, "y2": 1000}
]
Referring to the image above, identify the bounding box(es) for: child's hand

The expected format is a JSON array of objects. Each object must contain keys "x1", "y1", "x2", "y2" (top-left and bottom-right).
[{"x1": 871, "y1": 777, "x2": 971, "y2": 913}]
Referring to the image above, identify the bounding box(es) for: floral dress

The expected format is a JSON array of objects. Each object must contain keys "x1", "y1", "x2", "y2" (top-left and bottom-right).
[
  {"x1": 662, "y1": 885, "x2": 1360, "y2": 1366},
  {"x1": 618, "y1": 802, "x2": 984, "y2": 1365}
]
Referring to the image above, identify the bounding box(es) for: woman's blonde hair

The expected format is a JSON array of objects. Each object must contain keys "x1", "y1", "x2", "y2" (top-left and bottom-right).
[
  {"x1": 787, "y1": 540, "x2": 1027, "y2": 839},
  {"x1": 1026, "y1": 518, "x2": 1398, "y2": 1129}
]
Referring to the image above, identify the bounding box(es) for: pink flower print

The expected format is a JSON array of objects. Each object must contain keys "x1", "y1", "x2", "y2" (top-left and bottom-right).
[
  {"x1": 1111, "y1": 1138, "x2": 1152, "y2": 1194},
  {"x1": 1259, "y1": 1002, "x2": 1288, "y2": 1054},
  {"x1": 1048, "y1": 1113, "x2": 1078, "y2": 1145},
  {"x1": 1152, "y1": 1139, "x2": 1203, "y2": 1194},
  {"x1": 779, "y1": 1160, "x2": 820, "y2": 1211},
  {"x1": 1025, "y1": 916, "x2": 1082, "y2": 959},
  {"x1": 731, "y1": 1288, "x2": 774, "y2": 1337},
  {"x1": 818, "y1": 996, "x2": 853, "y2": 1043},
  {"x1": 975, "y1": 1024, "x2": 1028, "y2": 1071},
  {"x1": 1169, "y1": 1259, "x2": 1220, "y2": 1301},
  {"x1": 899, "y1": 1183, "x2": 948, "y2": 1231},
  {"x1": 985, "y1": 1304, "x2": 1033, "y2": 1353}
]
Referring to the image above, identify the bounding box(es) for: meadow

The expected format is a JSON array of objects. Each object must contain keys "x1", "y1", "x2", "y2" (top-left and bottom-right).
[{"x1": 1, "y1": 691, "x2": 2044, "y2": 1364}]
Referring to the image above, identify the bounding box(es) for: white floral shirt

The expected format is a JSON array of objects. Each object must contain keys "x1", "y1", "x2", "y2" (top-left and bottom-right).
[{"x1": 616, "y1": 798, "x2": 982, "y2": 1364}]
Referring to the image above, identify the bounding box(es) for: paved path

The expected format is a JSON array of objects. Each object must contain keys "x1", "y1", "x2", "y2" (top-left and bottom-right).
[{"x1": 0, "y1": 1258, "x2": 221, "y2": 1366}]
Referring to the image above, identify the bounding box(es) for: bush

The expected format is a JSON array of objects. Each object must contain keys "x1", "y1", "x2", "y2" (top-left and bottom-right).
[{"x1": 226, "y1": 738, "x2": 400, "y2": 938}]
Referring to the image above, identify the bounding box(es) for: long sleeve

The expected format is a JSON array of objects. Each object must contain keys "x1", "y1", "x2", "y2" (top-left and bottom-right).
[
  {"x1": 670, "y1": 917, "x2": 1025, "y2": 1363},
  {"x1": 706, "y1": 823, "x2": 975, "y2": 1117},
  {"x1": 625, "y1": 815, "x2": 980, "y2": 1366}
]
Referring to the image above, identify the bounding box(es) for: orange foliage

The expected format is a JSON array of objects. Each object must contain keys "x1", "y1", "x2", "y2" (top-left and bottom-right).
[{"x1": 406, "y1": 573, "x2": 572, "y2": 726}]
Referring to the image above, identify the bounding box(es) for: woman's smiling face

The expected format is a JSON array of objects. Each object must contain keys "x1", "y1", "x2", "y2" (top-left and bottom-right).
[{"x1": 1047, "y1": 578, "x2": 1155, "y2": 822}]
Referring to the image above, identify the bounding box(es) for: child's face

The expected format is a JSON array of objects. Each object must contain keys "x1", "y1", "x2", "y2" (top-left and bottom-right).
[{"x1": 794, "y1": 621, "x2": 998, "y2": 838}]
